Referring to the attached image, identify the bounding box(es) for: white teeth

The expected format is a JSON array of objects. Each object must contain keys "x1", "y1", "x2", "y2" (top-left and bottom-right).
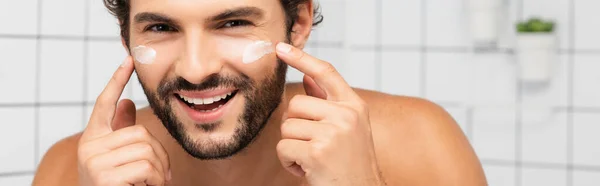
[
  {"x1": 195, "y1": 98, "x2": 204, "y2": 105},
  {"x1": 202, "y1": 97, "x2": 214, "y2": 104},
  {"x1": 212, "y1": 95, "x2": 223, "y2": 102},
  {"x1": 179, "y1": 91, "x2": 234, "y2": 105},
  {"x1": 179, "y1": 95, "x2": 192, "y2": 104}
]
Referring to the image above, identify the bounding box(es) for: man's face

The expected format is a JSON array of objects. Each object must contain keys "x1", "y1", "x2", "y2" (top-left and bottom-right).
[{"x1": 128, "y1": 0, "x2": 290, "y2": 159}]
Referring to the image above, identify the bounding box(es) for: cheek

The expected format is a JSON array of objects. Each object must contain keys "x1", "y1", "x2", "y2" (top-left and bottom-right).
[
  {"x1": 216, "y1": 38, "x2": 279, "y2": 77},
  {"x1": 132, "y1": 42, "x2": 183, "y2": 90}
]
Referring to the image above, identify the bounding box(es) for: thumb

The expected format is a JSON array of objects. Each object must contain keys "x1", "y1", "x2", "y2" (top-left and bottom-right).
[
  {"x1": 111, "y1": 99, "x2": 137, "y2": 131},
  {"x1": 303, "y1": 75, "x2": 327, "y2": 99}
]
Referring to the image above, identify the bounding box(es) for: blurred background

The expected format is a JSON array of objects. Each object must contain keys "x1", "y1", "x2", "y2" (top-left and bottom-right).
[{"x1": 0, "y1": 0, "x2": 599, "y2": 185}]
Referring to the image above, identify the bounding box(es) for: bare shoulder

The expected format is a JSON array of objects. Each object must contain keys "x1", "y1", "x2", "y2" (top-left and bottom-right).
[
  {"x1": 366, "y1": 94, "x2": 486, "y2": 186},
  {"x1": 286, "y1": 83, "x2": 487, "y2": 186},
  {"x1": 32, "y1": 133, "x2": 82, "y2": 186}
]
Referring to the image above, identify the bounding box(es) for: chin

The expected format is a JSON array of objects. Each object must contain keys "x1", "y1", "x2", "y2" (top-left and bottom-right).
[{"x1": 162, "y1": 90, "x2": 262, "y2": 160}]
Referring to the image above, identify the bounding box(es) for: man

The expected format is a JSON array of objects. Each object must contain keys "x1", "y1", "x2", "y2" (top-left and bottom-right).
[{"x1": 33, "y1": 0, "x2": 487, "y2": 185}]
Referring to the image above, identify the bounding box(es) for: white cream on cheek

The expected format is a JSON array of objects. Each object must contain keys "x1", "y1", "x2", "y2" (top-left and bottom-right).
[
  {"x1": 132, "y1": 45, "x2": 157, "y2": 64},
  {"x1": 242, "y1": 41, "x2": 274, "y2": 64}
]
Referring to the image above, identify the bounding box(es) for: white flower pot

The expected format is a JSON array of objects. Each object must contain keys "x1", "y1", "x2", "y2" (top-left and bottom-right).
[
  {"x1": 466, "y1": 0, "x2": 503, "y2": 47},
  {"x1": 516, "y1": 33, "x2": 557, "y2": 82}
]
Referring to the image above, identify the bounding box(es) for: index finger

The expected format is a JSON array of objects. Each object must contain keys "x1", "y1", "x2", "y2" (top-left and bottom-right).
[
  {"x1": 275, "y1": 42, "x2": 357, "y2": 101},
  {"x1": 82, "y1": 57, "x2": 135, "y2": 141}
]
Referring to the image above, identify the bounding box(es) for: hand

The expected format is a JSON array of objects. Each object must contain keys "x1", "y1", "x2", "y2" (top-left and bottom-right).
[
  {"x1": 274, "y1": 43, "x2": 385, "y2": 186},
  {"x1": 77, "y1": 57, "x2": 171, "y2": 186}
]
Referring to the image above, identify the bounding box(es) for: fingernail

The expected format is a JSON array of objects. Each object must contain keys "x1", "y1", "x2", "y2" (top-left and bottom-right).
[
  {"x1": 167, "y1": 169, "x2": 172, "y2": 181},
  {"x1": 276, "y1": 42, "x2": 292, "y2": 53}
]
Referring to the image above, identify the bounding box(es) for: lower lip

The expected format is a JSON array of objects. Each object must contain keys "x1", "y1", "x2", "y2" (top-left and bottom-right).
[{"x1": 176, "y1": 94, "x2": 237, "y2": 124}]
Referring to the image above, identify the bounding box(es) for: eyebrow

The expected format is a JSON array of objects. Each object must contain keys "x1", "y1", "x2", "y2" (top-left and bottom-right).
[
  {"x1": 132, "y1": 6, "x2": 264, "y2": 26},
  {"x1": 207, "y1": 6, "x2": 265, "y2": 22},
  {"x1": 133, "y1": 12, "x2": 176, "y2": 25}
]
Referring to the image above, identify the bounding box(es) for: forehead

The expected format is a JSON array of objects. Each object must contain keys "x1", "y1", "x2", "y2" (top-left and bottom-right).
[{"x1": 129, "y1": 0, "x2": 282, "y2": 18}]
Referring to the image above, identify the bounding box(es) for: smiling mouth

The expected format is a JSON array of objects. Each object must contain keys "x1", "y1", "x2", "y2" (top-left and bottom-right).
[{"x1": 175, "y1": 90, "x2": 239, "y2": 112}]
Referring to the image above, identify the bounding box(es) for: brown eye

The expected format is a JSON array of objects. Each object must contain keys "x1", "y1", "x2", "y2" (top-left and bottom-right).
[
  {"x1": 222, "y1": 20, "x2": 252, "y2": 28},
  {"x1": 146, "y1": 24, "x2": 177, "y2": 33}
]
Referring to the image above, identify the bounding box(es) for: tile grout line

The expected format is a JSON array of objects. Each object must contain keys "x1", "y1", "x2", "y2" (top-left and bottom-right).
[
  {"x1": 420, "y1": 0, "x2": 428, "y2": 98},
  {"x1": 3, "y1": 32, "x2": 600, "y2": 54},
  {"x1": 82, "y1": 0, "x2": 91, "y2": 129},
  {"x1": 33, "y1": 0, "x2": 43, "y2": 169},
  {"x1": 466, "y1": 106, "x2": 474, "y2": 141},
  {"x1": 515, "y1": 0, "x2": 524, "y2": 185},
  {"x1": 0, "y1": 171, "x2": 35, "y2": 178},
  {"x1": 374, "y1": 0, "x2": 382, "y2": 91},
  {"x1": 0, "y1": 34, "x2": 120, "y2": 41},
  {"x1": 567, "y1": 0, "x2": 575, "y2": 185},
  {"x1": 0, "y1": 100, "x2": 161, "y2": 107},
  {"x1": 481, "y1": 159, "x2": 600, "y2": 172},
  {"x1": 4, "y1": 32, "x2": 600, "y2": 54}
]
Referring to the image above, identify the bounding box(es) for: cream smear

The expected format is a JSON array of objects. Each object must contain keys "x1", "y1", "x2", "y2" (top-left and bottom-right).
[
  {"x1": 132, "y1": 45, "x2": 157, "y2": 64},
  {"x1": 242, "y1": 41, "x2": 273, "y2": 64}
]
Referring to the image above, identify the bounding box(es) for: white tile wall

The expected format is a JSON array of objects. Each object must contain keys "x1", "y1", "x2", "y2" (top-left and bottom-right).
[
  {"x1": 312, "y1": 0, "x2": 345, "y2": 44},
  {"x1": 381, "y1": 51, "x2": 422, "y2": 97},
  {"x1": 40, "y1": 40, "x2": 85, "y2": 103},
  {"x1": 381, "y1": 0, "x2": 422, "y2": 46},
  {"x1": 483, "y1": 165, "x2": 515, "y2": 186},
  {"x1": 0, "y1": 175, "x2": 34, "y2": 186},
  {"x1": 0, "y1": 38, "x2": 37, "y2": 104},
  {"x1": 573, "y1": 113, "x2": 600, "y2": 166},
  {"x1": 469, "y1": 53, "x2": 516, "y2": 106},
  {"x1": 425, "y1": 53, "x2": 471, "y2": 103},
  {"x1": 426, "y1": 0, "x2": 470, "y2": 47},
  {"x1": 573, "y1": 171, "x2": 600, "y2": 186},
  {"x1": 522, "y1": 168, "x2": 567, "y2": 186},
  {"x1": 345, "y1": 0, "x2": 376, "y2": 46},
  {"x1": 40, "y1": 0, "x2": 85, "y2": 36},
  {"x1": 86, "y1": 41, "x2": 129, "y2": 102},
  {"x1": 0, "y1": 108, "x2": 35, "y2": 174},
  {"x1": 496, "y1": 0, "x2": 520, "y2": 49},
  {"x1": 573, "y1": 54, "x2": 600, "y2": 107},
  {"x1": 3, "y1": 0, "x2": 600, "y2": 185},
  {"x1": 574, "y1": 0, "x2": 600, "y2": 50},
  {"x1": 0, "y1": 0, "x2": 38, "y2": 35},
  {"x1": 340, "y1": 50, "x2": 377, "y2": 90},
  {"x1": 521, "y1": 111, "x2": 568, "y2": 164},
  {"x1": 472, "y1": 108, "x2": 516, "y2": 161},
  {"x1": 88, "y1": 0, "x2": 120, "y2": 37}
]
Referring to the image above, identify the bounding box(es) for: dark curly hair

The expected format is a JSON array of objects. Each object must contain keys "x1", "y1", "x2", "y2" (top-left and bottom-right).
[{"x1": 103, "y1": 0, "x2": 324, "y2": 48}]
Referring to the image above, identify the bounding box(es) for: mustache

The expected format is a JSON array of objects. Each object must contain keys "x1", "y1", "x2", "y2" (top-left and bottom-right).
[{"x1": 157, "y1": 74, "x2": 253, "y2": 99}]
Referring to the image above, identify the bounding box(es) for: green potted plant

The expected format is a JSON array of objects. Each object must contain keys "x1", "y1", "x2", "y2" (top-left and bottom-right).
[{"x1": 516, "y1": 17, "x2": 557, "y2": 82}]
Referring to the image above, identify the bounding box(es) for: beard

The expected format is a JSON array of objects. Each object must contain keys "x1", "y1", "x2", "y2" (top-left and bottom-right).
[{"x1": 138, "y1": 60, "x2": 287, "y2": 160}]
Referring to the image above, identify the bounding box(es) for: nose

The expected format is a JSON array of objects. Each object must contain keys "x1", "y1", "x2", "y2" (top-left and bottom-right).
[{"x1": 175, "y1": 32, "x2": 223, "y2": 84}]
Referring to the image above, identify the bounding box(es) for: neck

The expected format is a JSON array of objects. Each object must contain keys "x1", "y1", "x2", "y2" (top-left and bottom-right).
[{"x1": 145, "y1": 88, "x2": 300, "y2": 186}]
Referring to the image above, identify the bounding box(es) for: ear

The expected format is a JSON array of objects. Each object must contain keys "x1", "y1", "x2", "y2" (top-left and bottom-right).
[{"x1": 290, "y1": 2, "x2": 314, "y2": 50}]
